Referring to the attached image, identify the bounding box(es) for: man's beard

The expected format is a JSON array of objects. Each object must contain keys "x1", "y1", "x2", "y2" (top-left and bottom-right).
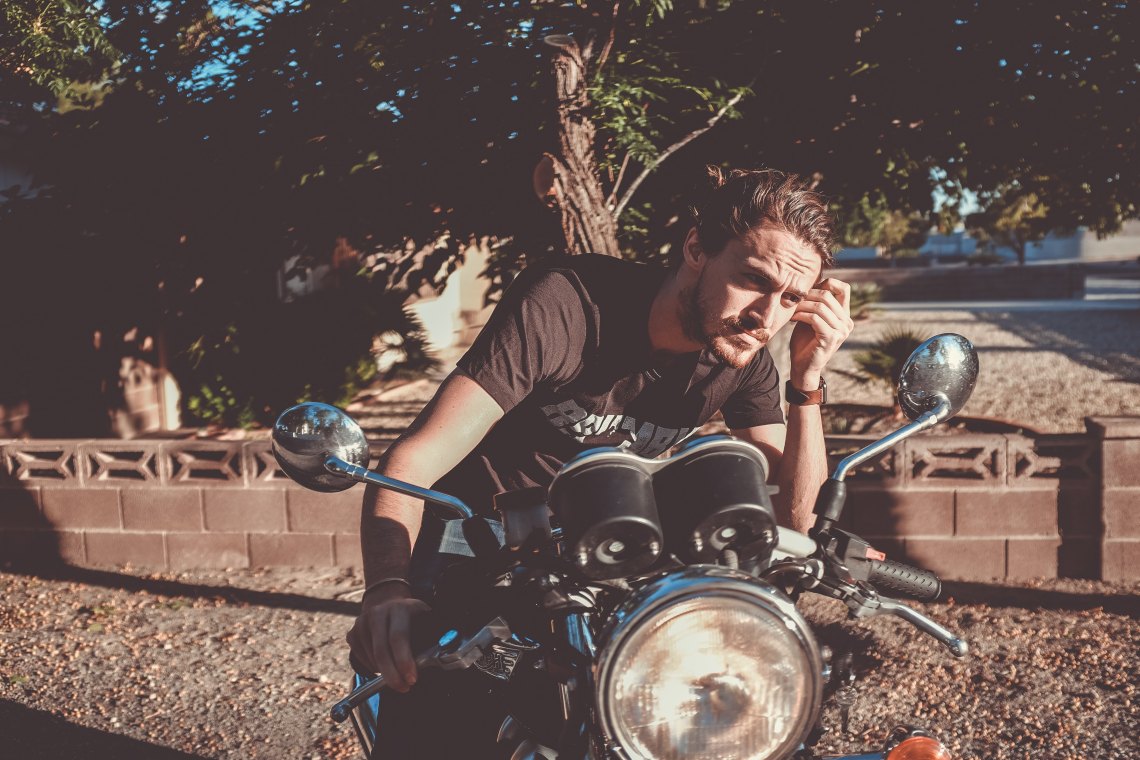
[{"x1": 678, "y1": 272, "x2": 771, "y2": 369}]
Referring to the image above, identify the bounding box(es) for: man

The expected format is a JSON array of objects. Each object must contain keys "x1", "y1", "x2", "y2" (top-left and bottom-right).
[{"x1": 350, "y1": 168, "x2": 853, "y2": 754}]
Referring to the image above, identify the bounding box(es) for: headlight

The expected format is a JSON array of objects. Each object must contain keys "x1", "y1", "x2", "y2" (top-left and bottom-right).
[{"x1": 595, "y1": 567, "x2": 822, "y2": 760}]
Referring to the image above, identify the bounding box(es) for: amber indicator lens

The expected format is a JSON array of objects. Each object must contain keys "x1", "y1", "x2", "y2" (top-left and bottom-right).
[{"x1": 886, "y1": 736, "x2": 953, "y2": 760}]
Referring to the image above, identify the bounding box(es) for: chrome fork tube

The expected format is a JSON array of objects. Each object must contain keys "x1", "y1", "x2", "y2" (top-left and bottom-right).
[
  {"x1": 347, "y1": 672, "x2": 379, "y2": 759},
  {"x1": 558, "y1": 610, "x2": 597, "y2": 720}
]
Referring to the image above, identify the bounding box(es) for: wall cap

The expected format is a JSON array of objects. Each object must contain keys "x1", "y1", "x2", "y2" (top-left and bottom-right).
[{"x1": 1086, "y1": 416, "x2": 1140, "y2": 440}]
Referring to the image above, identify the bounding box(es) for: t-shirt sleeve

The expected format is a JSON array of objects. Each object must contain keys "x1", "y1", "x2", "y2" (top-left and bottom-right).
[
  {"x1": 720, "y1": 349, "x2": 785, "y2": 429},
  {"x1": 455, "y1": 267, "x2": 589, "y2": 413}
]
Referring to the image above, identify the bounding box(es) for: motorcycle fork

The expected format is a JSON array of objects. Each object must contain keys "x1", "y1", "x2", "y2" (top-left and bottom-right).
[
  {"x1": 347, "y1": 671, "x2": 380, "y2": 759},
  {"x1": 556, "y1": 610, "x2": 602, "y2": 756}
]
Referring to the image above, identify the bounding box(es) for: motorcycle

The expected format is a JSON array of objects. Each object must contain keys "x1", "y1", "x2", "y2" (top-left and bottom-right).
[{"x1": 272, "y1": 333, "x2": 978, "y2": 760}]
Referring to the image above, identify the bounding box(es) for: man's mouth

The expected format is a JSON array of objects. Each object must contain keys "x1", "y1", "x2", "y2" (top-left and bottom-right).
[{"x1": 727, "y1": 317, "x2": 768, "y2": 344}]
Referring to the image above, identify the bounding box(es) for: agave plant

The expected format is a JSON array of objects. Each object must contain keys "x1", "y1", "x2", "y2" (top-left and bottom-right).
[{"x1": 852, "y1": 326, "x2": 930, "y2": 416}]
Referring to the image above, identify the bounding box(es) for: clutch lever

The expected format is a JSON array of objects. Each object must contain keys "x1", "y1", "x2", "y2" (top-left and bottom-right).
[{"x1": 331, "y1": 617, "x2": 513, "y2": 723}]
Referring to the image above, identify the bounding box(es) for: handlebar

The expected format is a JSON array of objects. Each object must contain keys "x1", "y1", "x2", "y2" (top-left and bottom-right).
[
  {"x1": 332, "y1": 634, "x2": 448, "y2": 723},
  {"x1": 768, "y1": 527, "x2": 966, "y2": 657},
  {"x1": 331, "y1": 617, "x2": 513, "y2": 723},
  {"x1": 776, "y1": 528, "x2": 942, "y2": 601}
]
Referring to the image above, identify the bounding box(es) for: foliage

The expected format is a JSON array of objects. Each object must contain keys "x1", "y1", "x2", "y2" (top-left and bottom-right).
[
  {"x1": 852, "y1": 327, "x2": 930, "y2": 395},
  {"x1": 0, "y1": 0, "x2": 118, "y2": 97},
  {"x1": 934, "y1": 203, "x2": 963, "y2": 235},
  {"x1": 965, "y1": 188, "x2": 1052, "y2": 265},
  {"x1": 178, "y1": 287, "x2": 437, "y2": 429},
  {"x1": 836, "y1": 192, "x2": 928, "y2": 260}
]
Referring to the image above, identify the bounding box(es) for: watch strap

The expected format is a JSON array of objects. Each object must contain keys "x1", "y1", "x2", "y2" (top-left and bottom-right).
[{"x1": 786, "y1": 377, "x2": 827, "y2": 406}]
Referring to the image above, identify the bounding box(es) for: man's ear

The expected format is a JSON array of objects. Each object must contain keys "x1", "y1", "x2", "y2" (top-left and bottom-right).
[{"x1": 681, "y1": 227, "x2": 706, "y2": 273}]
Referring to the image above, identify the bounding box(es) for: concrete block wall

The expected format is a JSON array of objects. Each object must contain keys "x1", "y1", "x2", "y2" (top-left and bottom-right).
[
  {"x1": 828, "y1": 430, "x2": 1098, "y2": 581},
  {"x1": 0, "y1": 440, "x2": 364, "y2": 572},
  {"x1": 1089, "y1": 417, "x2": 1140, "y2": 580},
  {"x1": 1, "y1": 420, "x2": 1137, "y2": 580},
  {"x1": 836, "y1": 263, "x2": 1085, "y2": 301}
]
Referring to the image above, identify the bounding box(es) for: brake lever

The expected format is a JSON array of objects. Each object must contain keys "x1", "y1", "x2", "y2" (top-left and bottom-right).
[
  {"x1": 331, "y1": 617, "x2": 513, "y2": 723},
  {"x1": 873, "y1": 595, "x2": 968, "y2": 658},
  {"x1": 815, "y1": 578, "x2": 968, "y2": 659}
]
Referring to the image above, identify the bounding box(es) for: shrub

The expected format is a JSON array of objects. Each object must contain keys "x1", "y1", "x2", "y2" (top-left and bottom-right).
[
  {"x1": 852, "y1": 326, "x2": 929, "y2": 405},
  {"x1": 178, "y1": 286, "x2": 436, "y2": 429},
  {"x1": 967, "y1": 249, "x2": 1006, "y2": 266}
]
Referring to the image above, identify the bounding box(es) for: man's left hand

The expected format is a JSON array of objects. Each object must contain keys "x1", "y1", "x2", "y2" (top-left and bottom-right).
[{"x1": 788, "y1": 278, "x2": 854, "y2": 389}]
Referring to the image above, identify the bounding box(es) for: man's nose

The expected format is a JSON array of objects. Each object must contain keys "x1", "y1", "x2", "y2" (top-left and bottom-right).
[{"x1": 744, "y1": 293, "x2": 781, "y2": 331}]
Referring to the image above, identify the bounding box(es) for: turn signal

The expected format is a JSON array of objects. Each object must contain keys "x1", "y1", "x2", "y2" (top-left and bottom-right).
[{"x1": 886, "y1": 736, "x2": 953, "y2": 760}]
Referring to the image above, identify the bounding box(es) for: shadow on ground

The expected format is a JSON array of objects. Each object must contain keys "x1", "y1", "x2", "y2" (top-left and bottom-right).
[
  {"x1": 6, "y1": 565, "x2": 358, "y2": 616},
  {"x1": 974, "y1": 310, "x2": 1140, "y2": 385},
  {"x1": 0, "y1": 700, "x2": 210, "y2": 760}
]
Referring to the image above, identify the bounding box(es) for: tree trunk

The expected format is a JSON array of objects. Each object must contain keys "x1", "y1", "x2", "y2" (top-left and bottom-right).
[{"x1": 547, "y1": 40, "x2": 622, "y2": 258}]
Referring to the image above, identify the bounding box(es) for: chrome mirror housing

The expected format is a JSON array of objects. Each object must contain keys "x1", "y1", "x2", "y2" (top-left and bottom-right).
[
  {"x1": 271, "y1": 401, "x2": 475, "y2": 519},
  {"x1": 897, "y1": 333, "x2": 979, "y2": 423},
  {"x1": 272, "y1": 402, "x2": 371, "y2": 493}
]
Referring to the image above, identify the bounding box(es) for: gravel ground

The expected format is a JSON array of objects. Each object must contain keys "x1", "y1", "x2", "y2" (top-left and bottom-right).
[
  {"x1": 828, "y1": 307, "x2": 1140, "y2": 433},
  {"x1": 1, "y1": 568, "x2": 363, "y2": 760},
  {"x1": 2, "y1": 567, "x2": 1137, "y2": 760}
]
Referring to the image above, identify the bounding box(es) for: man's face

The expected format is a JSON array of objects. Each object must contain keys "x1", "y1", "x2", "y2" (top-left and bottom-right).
[{"x1": 678, "y1": 226, "x2": 823, "y2": 369}]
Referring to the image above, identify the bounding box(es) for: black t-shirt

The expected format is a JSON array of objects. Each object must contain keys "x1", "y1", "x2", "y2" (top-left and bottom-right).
[{"x1": 436, "y1": 254, "x2": 784, "y2": 516}]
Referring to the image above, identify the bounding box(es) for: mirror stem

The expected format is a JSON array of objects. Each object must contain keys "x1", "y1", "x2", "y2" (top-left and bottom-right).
[
  {"x1": 811, "y1": 399, "x2": 949, "y2": 537},
  {"x1": 832, "y1": 402, "x2": 946, "y2": 483},
  {"x1": 324, "y1": 456, "x2": 475, "y2": 520}
]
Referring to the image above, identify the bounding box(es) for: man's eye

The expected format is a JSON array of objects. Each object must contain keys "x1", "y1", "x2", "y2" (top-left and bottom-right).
[{"x1": 784, "y1": 293, "x2": 803, "y2": 305}]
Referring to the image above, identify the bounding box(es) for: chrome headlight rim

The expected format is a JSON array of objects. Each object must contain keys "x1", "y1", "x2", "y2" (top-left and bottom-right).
[{"x1": 594, "y1": 566, "x2": 823, "y2": 760}]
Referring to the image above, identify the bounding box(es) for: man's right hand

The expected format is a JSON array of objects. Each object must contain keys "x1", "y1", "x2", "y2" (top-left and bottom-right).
[{"x1": 346, "y1": 584, "x2": 431, "y2": 692}]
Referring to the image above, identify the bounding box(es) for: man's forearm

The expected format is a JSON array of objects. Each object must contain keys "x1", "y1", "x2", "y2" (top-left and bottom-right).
[
  {"x1": 360, "y1": 456, "x2": 428, "y2": 588},
  {"x1": 774, "y1": 402, "x2": 829, "y2": 533}
]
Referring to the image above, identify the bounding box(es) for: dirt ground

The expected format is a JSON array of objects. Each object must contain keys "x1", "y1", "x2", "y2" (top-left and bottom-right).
[{"x1": 2, "y1": 566, "x2": 1137, "y2": 760}]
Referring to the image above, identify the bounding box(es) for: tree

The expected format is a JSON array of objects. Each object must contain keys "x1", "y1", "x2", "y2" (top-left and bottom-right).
[
  {"x1": 837, "y1": 192, "x2": 928, "y2": 263},
  {"x1": 966, "y1": 189, "x2": 1051, "y2": 265}
]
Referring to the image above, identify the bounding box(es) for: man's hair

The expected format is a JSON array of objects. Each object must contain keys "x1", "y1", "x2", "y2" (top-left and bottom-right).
[{"x1": 688, "y1": 167, "x2": 835, "y2": 266}]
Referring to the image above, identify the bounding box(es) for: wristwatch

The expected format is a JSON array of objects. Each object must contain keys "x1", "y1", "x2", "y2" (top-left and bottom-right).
[{"x1": 786, "y1": 376, "x2": 827, "y2": 406}]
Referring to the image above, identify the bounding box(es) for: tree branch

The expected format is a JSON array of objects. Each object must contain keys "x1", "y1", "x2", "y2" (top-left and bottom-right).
[
  {"x1": 613, "y1": 88, "x2": 747, "y2": 219},
  {"x1": 594, "y1": 1, "x2": 622, "y2": 73},
  {"x1": 606, "y1": 151, "x2": 632, "y2": 209}
]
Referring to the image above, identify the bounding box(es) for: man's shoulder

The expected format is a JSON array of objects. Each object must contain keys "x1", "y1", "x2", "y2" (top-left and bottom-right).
[{"x1": 526, "y1": 253, "x2": 663, "y2": 303}]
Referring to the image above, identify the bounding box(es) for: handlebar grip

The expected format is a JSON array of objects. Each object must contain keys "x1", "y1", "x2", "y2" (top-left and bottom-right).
[
  {"x1": 333, "y1": 614, "x2": 448, "y2": 723},
  {"x1": 868, "y1": 559, "x2": 941, "y2": 601}
]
